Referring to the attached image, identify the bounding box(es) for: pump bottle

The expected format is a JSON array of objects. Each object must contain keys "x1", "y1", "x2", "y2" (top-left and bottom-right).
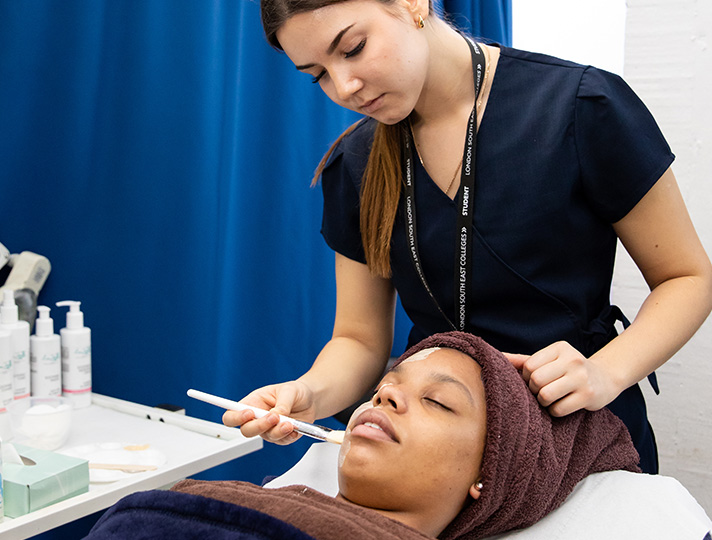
[
  {"x1": 0, "y1": 290, "x2": 30, "y2": 401},
  {"x1": 0, "y1": 331, "x2": 12, "y2": 410},
  {"x1": 30, "y1": 306, "x2": 62, "y2": 397},
  {"x1": 56, "y1": 301, "x2": 92, "y2": 408},
  {"x1": 0, "y1": 331, "x2": 13, "y2": 441}
]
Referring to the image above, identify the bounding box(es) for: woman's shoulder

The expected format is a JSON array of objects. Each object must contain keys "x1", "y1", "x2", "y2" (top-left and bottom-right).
[
  {"x1": 497, "y1": 45, "x2": 588, "y2": 71},
  {"x1": 497, "y1": 45, "x2": 631, "y2": 97},
  {"x1": 343, "y1": 116, "x2": 377, "y2": 145},
  {"x1": 325, "y1": 117, "x2": 376, "y2": 165},
  {"x1": 322, "y1": 117, "x2": 376, "y2": 183}
]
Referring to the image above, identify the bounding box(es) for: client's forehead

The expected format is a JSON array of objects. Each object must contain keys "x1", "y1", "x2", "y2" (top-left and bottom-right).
[{"x1": 388, "y1": 348, "x2": 483, "y2": 393}]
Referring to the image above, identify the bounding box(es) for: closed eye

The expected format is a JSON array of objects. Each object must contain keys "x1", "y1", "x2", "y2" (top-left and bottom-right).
[
  {"x1": 310, "y1": 38, "x2": 365, "y2": 84},
  {"x1": 345, "y1": 38, "x2": 366, "y2": 58},
  {"x1": 311, "y1": 69, "x2": 327, "y2": 84},
  {"x1": 425, "y1": 397, "x2": 452, "y2": 412}
]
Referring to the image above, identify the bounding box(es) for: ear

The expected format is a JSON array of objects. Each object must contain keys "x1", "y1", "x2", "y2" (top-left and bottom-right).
[
  {"x1": 469, "y1": 481, "x2": 482, "y2": 500},
  {"x1": 396, "y1": 0, "x2": 430, "y2": 19}
]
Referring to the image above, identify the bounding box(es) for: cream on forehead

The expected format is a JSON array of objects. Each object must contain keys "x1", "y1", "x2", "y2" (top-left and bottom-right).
[{"x1": 401, "y1": 347, "x2": 442, "y2": 364}]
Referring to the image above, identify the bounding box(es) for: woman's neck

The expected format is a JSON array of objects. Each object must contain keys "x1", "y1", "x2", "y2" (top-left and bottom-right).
[
  {"x1": 411, "y1": 22, "x2": 500, "y2": 132},
  {"x1": 411, "y1": 20, "x2": 476, "y2": 126}
]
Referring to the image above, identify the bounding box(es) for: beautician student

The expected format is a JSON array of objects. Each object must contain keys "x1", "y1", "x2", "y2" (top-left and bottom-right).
[{"x1": 226, "y1": 0, "x2": 712, "y2": 473}]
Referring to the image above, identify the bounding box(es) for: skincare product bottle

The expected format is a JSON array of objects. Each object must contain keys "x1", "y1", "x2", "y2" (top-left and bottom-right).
[
  {"x1": 0, "y1": 332, "x2": 13, "y2": 442},
  {"x1": 30, "y1": 306, "x2": 62, "y2": 397},
  {"x1": 56, "y1": 301, "x2": 92, "y2": 408},
  {"x1": 0, "y1": 436, "x2": 4, "y2": 522},
  {"x1": 0, "y1": 331, "x2": 12, "y2": 410},
  {"x1": 0, "y1": 290, "x2": 30, "y2": 401}
]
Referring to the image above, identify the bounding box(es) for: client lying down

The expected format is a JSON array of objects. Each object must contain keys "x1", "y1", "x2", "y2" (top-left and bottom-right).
[{"x1": 85, "y1": 332, "x2": 712, "y2": 540}]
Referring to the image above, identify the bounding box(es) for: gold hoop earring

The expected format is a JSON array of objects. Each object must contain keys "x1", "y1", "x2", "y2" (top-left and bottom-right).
[{"x1": 417, "y1": 14, "x2": 425, "y2": 29}]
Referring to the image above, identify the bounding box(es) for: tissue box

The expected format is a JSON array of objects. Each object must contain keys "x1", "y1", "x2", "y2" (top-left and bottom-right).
[{"x1": 3, "y1": 444, "x2": 89, "y2": 517}]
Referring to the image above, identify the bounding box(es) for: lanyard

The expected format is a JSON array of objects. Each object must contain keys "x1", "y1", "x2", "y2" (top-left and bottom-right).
[{"x1": 402, "y1": 38, "x2": 484, "y2": 332}]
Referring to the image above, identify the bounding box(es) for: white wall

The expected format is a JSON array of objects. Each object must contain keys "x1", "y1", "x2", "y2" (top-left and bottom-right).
[
  {"x1": 512, "y1": 0, "x2": 627, "y2": 75},
  {"x1": 621, "y1": 0, "x2": 712, "y2": 516},
  {"x1": 513, "y1": 0, "x2": 712, "y2": 515}
]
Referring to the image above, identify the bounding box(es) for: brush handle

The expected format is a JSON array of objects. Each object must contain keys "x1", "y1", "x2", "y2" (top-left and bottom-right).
[
  {"x1": 187, "y1": 388, "x2": 341, "y2": 443},
  {"x1": 188, "y1": 389, "x2": 274, "y2": 420}
]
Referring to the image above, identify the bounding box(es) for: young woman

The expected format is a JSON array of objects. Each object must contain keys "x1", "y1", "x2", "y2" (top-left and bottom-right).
[{"x1": 227, "y1": 0, "x2": 712, "y2": 474}]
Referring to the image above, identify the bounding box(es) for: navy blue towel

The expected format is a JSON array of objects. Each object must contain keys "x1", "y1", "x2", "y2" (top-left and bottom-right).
[{"x1": 84, "y1": 489, "x2": 316, "y2": 540}]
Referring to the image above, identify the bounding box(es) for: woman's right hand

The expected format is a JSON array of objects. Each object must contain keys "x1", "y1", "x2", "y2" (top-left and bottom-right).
[{"x1": 222, "y1": 380, "x2": 316, "y2": 445}]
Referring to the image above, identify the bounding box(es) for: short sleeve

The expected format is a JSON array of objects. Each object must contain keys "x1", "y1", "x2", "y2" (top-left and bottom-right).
[
  {"x1": 575, "y1": 67, "x2": 675, "y2": 223},
  {"x1": 319, "y1": 119, "x2": 375, "y2": 264}
]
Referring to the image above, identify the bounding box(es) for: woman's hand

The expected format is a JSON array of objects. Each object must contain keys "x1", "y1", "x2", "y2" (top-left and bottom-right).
[
  {"x1": 503, "y1": 342, "x2": 621, "y2": 416},
  {"x1": 222, "y1": 380, "x2": 316, "y2": 445}
]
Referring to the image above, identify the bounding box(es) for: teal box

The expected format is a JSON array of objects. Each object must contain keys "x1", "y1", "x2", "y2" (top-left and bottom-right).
[{"x1": 3, "y1": 444, "x2": 89, "y2": 517}]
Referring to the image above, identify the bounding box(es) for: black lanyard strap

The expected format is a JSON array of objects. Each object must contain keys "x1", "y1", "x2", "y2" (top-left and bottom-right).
[{"x1": 402, "y1": 37, "x2": 484, "y2": 332}]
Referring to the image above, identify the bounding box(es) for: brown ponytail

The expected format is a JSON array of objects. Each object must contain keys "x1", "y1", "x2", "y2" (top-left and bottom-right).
[{"x1": 313, "y1": 120, "x2": 405, "y2": 278}]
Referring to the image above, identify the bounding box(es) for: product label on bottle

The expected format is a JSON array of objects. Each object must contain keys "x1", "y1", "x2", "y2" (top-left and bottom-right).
[
  {"x1": 0, "y1": 353, "x2": 12, "y2": 411},
  {"x1": 62, "y1": 343, "x2": 92, "y2": 393},
  {"x1": 31, "y1": 345, "x2": 62, "y2": 397},
  {"x1": 9, "y1": 326, "x2": 30, "y2": 400},
  {"x1": 0, "y1": 439, "x2": 4, "y2": 521},
  {"x1": 13, "y1": 348, "x2": 30, "y2": 399}
]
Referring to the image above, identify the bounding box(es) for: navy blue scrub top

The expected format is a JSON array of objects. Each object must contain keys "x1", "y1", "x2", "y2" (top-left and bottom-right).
[{"x1": 320, "y1": 46, "x2": 675, "y2": 474}]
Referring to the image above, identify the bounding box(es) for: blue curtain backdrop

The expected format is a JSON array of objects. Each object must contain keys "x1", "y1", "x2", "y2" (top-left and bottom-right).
[{"x1": 0, "y1": 0, "x2": 510, "y2": 536}]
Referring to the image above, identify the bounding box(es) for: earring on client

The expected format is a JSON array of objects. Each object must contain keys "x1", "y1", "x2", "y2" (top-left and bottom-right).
[
  {"x1": 470, "y1": 479, "x2": 484, "y2": 500},
  {"x1": 417, "y1": 14, "x2": 425, "y2": 28}
]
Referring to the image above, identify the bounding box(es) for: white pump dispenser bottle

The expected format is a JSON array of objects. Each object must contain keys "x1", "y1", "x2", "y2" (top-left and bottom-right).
[
  {"x1": 0, "y1": 290, "x2": 30, "y2": 401},
  {"x1": 30, "y1": 306, "x2": 62, "y2": 397},
  {"x1": 0, "y1": 330, "x2": 13, "y2": 411},
  {"x1": 56, "y1": 301, "x2": 92, "y2": 408},
  {"x1": 0, "y1": 330, "x2": 13, "y2": 441}
]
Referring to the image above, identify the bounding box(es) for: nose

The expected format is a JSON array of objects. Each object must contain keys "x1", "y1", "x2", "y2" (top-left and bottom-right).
[
  {"x1": 372, "y1": 383, "x2": 407, "y2": 412},
  {"x1": 331, "y1": 68, "x2": 363, "y2": 102}
]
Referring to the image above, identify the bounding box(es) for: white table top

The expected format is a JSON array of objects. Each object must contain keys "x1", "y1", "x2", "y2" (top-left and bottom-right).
[{"x1": 0, "y1": 393, "x2": 262, "y2": 539}]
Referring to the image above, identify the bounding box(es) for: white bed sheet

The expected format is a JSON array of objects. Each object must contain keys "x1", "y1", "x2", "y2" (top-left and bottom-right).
[{"x1": 265, "y1": 442, "x2": 712, "y2": 539}]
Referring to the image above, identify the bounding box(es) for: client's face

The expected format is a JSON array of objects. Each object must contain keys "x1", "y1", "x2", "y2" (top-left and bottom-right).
[{"x1": 337, "y1": 347, "x2": 486, "y2": 536}]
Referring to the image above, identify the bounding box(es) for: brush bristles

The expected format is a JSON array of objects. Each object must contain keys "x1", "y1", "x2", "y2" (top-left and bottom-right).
[{"x1": 325, "y1": 430, "x2": 345, "y2": 445}]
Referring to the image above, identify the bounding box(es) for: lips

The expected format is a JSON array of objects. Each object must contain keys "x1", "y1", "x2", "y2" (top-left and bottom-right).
[
  {"x1": 350, "y1": 408, "x2": 399, "y2": 442},
  {"x1": 360, "y1": 94, "x2": 384, "y2": 115}
]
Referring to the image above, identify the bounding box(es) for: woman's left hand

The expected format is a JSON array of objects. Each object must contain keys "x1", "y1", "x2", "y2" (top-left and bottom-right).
[{"x1": 503, "y1": 342, "x2": 621, "y2": 416}]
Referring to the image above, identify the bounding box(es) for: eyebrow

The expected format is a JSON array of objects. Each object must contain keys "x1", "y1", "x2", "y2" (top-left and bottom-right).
[
  {"x1": 389, "y1": 364, "x2": 476, "y2": 407},
  {"x1": 295, "y1": 24, "x2": 355, "y2": 71}
]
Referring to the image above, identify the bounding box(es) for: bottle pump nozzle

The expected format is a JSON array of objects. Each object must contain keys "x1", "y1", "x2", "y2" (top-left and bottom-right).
[
  {"x1": 56, "y1": 300, "x2": 84, "y2": 329},
  {"x1": 35, "y1": 305, "x2": 54, "y2": 337},
  {"x1": 1, "y1": 289, "x2": 19, "y2": 324}
]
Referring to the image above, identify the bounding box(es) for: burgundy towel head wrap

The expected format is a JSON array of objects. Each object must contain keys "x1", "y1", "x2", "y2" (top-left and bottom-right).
[{"x1": 391, "y1": 331, "x2": 640, "y2": 540}]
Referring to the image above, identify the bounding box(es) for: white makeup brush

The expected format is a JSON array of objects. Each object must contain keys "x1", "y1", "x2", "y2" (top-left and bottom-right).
[{"x1": 187, "y1": 389, "x2": 345, "y2": 445}]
